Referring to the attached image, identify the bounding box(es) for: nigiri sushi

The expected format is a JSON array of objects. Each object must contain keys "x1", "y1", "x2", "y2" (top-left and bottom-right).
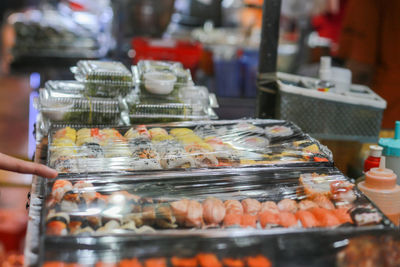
[
  {"x1": 295, "y1": 210, "x2": 319, "y2": 228},
  {"x1": 332, "y1": 208, "x2": 353, "y2": 224},
  {"x1": 185, "y1": 200, "x2": 203, "y2": 228},
  {"x1": 259, "y1": 211, "x2": 279, "y2": 228},
  {"x1": 170, "y1": 257, "x2": 197, "y2": 267},
  {"x1": 277, "y1": 212, "x2": 298, "y2": 228},
  {"x1": 223, "y1": 213, "x2": 241, "y2": 227},
  {"x1": 240, "y1": 214, "x2": 257, "y2": 228},
  {"x1": 196, "y1": 253, "x2": 222, "y2": 267},
  {"x1": 119, "y1": 259, "x2": 143, "y2": 267},
  {"x1": 241, "y1": 199, "x2": 261, "y2": 216},
  {"x1": 277, "y1": 199, "x2": 298, "y2": 213},
  {"x1": 222, "y1": 258, "x2": 244, "y2": 267},
  {"x1": 313, "y1": 195, "x2": 335, "y2": 210},
  {"x1": 143, "y1": 258, "x2": 167, "y2": 267},
  {"x1": 202, "y1": 197, "x2": 226, "y2": 225},
  {"x1": 224, "y1": 200, "x2": 243, "y2": 215},
  {"x1": 245, "y1": 255, "x2": 272, "y2": 267},
  {"x1": 46, "y1": 220, "x2": 68, "y2": 236},
  {"x1": 298, "y1": 200, "x2": 318, "y2": 211},
  {"x1": 310, "y1": 207, "x2": 340, "y2": 227},
  {"x1": 260, "y1": 201, "x2": 279, "y2": 214},
  {"x1": 170, "y1": 199, "x2": 189, "y2": 226},
  {"x1": 52, "y1": 179, "x2": 73, "y2": 202}
]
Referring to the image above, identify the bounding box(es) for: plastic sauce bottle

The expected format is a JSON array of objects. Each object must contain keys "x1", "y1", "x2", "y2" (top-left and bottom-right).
[
  {"x1": 379, "y1": 121, "x2": 400, "y2": 182},
  {"x1": 358, "y1": 157, "x2": 400, "y2": 226},
  {"x1": 364, "y1": 145, "x2": 383, "y2": 173}
]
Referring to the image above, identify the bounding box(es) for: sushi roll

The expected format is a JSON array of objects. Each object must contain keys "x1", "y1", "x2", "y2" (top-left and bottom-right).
[
  {"x1": 204, "y1": 137, "x2": 239, "y2": 166},
  {"x1": 170, "y1": 128, "x2": 194, "y2": 137},
  {"x1": 80, "y1": 142, "x2": 104, "y2": 158},
  {"x1": 349, "y1": 205, "x2": 382, "y2": 226},
  {"x1": 51, "y1": 179, "x2": 73, "y2": 202},
  {"x1": 103, "y1": 141, "x2": 132, "y2": 158},
  {"x1": 202, "y1": 197, "x2": 226, "y2": 226},
  {"x1": 53, "y1": 127, "x2": 76, "y2": 142},
  {"x1": 124, "y1": 125, "x2": 151, "y2": 140},
  {"x1": 76, "y1": 128, "x2": 105, "y2": 146},
  {"x1": 46, "y1": 220, "x2": 68, "y2": 236},
  {"x1": 230, "y1": 122, "x2": 264, "y2": 134},
  {"x1": 265, "y1": 125, "x2": 293, "y2": 138},
  {"x1": 299, "y1": 173, "x2": 332, "y2": 199},
  {"x1": 73, "y1": 181, "x2": 96, "y2": 204},
  {"x1": 155, "y1": 140, "x2": 195, "y2": 169},
  {"x1": 69, "y1": 215, "x2": 89, "y2": 235},
  {"x1": 184, "y1": 144, "x2": 218, "y2": 167},
  {"x1": 149, "y1": 128, "x2": 170, "y2": 141},
  {"x1": 96, "y1": 220, "x2": 120, "y2": 234}
]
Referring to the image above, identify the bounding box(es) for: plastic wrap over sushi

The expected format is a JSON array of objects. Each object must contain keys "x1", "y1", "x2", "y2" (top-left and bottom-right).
[
  {"x1": 47, "y1": 120, "x2": 333, "y2": 174},
  {"x1": 43, "y1": 167, "x2": 391, "y2": 237}
]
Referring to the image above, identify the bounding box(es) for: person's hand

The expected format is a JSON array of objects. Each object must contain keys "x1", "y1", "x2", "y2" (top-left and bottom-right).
[{"x1": 0, "y1": 153, "x2": 58, "y2": 178}]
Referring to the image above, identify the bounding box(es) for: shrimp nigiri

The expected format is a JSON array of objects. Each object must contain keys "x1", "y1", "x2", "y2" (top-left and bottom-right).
[
  {"x1": 185, "y1": 200, "x2": 203, "y2": 228},
  {"x1": 171, "y1": 199, "x2": 190, "y2": 225}
]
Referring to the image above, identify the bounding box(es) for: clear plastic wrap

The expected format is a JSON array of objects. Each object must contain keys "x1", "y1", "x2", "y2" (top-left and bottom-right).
[
  {"x1": 40, "y1": 229, "x2": 400, "y2": 267},
  {"x1": 36, "y1": 88, "x2": 120, "y2": 125},
  {"x1": 71, "y1": 60, "x2": 134, "y2": 97},
  {"x1": 135, "y1": 60, "x2": 192, "y2": 84},
  {"x1": 47, "y1": 120, "x2": 332, "y2": 174},
  {"x1": 42, "y1": 167, "x2": 392, "y2": 237},
  {"x1": 45, "y1": 80, "x2": 131, "y2": 99}
]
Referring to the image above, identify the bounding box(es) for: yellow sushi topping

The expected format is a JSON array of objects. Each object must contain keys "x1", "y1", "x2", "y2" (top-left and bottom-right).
[{"x1": 170, "y1": 128, "x2": 193, "y2": 137}]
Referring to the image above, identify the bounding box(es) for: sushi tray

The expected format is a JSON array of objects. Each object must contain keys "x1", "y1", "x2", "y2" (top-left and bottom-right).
[
  {"x1": 41, "y1": 167, "x2": 393, "y2": 239},
  {"x1": 40, "y1": 228, "x2": 400, "y2": 267},
  {"x1": 47, "y1": 119, "x2": 334, "y2": 174}
]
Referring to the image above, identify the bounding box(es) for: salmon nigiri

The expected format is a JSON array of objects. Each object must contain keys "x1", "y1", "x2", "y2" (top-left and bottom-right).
[
  {"x1": 260, "y1": 201, "x2": 279, "y2": 214},
  {"x1": 170, "y1": 257, "x2": 197, "y2": 267},
  {"x1": 298, "y1": 200, "x2": 318, "y2": 211},
  {"x1": 202, "y1": 197, "x2": 226, "y2": 225},
  {"x1": 240, "y1": 214, "x2": 257, "y2": 228},
  {"x1": 277, "y1": 212, "x2": 298, "y2": 228},
  {"x1": 224, "y1": 200, "x2": 244, "y2": 215},
  {"x1": 196, "y1": 253, "x2": 222, "y2": 267},
  {"x1": 332, "y1": 208, "x2": 353, "y2": 224},
  {"x1": 310, "y1": 207, "x2": 340, "y2": 227},
  {"x1": 241, "y1": 199, "x2": 261, "y2": 215},
  {"x1": 119, "y1": 259, "x2": 143, "y2": 267},
  {"x1": 313, "y1": 195, "x2": 335, "y2": 210},
  {"x1": 259, "y1": 210, "x2": 280, "y2": 228},
  {"x1": 222, "y1": 258, "x2": 244, "y2": 267},
  {"x1": 223, "y1": 213, "x2": 241, "y2": 227},
  {"x1": 277, "y1": 199, "x2": 298, "y2": 213},
  {"x1": 295, "y1": 210, "x2": 319, "y2": 228},
  {"x1": 143, "y1": 258, "x2": 167, "y2": 267},
  {"x1": 245, "y1": 255, "x2": 272, "y2": 267}
]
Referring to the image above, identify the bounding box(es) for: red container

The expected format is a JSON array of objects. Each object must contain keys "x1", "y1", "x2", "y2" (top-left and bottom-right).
[{"x1": 131, "y1": 37, "x2": 203, "y2": 75}]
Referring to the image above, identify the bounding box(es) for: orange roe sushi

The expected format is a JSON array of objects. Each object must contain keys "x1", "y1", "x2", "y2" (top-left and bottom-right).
[
  {"x1": 170, "y1": 257, "x2": 198, "y2": 267},
  {"x1": 295, "y1": 210, "x2": 319, "y2": 228},
  {"x1": 240, "y1": 214, "x2": 257, "y2": 228},
  {"x1": 332, "y1": 208, "x2": 353, "y2": 224},
  {"x1": 310, "y1": 208, "x2": 340, "y2": 227},
  {"x1": 43, "y1": 262, "x2": 66, "y2": 267},
  {"x1": 196, "y1": 253, "x2": 222, "y2": 267},
  {"x1": 223, "y1": 213, "x2": 241, "y2": 227},
  {"x1": 277, "y1": 212, "x2": 298, "y2": 228},
  {"x1": 143, "y1": 258, "x2": 167, "y2": 267},
  {"x1": 259, "y1": 211, "x2": 280, "y2": 228},
  {"x1": 245, "y1": 255, "x2": 272, "y2": 267},
  {"x1": 222, "y1": 258, "x2": 244, "y2": 267},
  {"x1": 119, "y1": 258, "x2": 143, "y2": 267}
]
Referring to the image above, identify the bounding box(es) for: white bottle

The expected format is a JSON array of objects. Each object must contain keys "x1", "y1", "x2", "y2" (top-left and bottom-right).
[{"x1": 315, "y1": 56, "x2": 335, "y2": 92}]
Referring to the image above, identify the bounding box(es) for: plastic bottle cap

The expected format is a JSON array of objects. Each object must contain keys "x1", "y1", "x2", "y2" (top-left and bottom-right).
[
  {"x1": 369, "y1": 145, "x2": 383, "y2": 158},
  {"x1": 319, "y1": 57, "x2": 332, "y2": 81},
  {"x1": 364, "y1": 156, "x2": 397, "y2": 190},
  {"x1": 378, "y1": 121, "x2": 400, "y2": 157}
]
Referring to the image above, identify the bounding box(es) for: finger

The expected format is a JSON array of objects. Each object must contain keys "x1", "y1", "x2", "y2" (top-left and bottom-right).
[{"x1": 0, "y1": 153, "x2": 58, "y2": 178}]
